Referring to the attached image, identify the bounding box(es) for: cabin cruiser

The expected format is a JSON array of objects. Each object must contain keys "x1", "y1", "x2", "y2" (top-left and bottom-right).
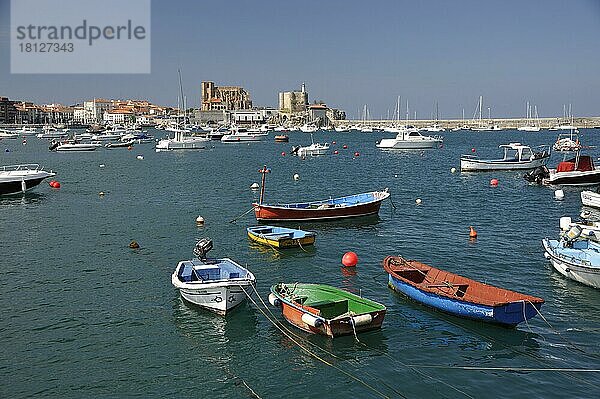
[
  {"x1": 460, "y1": 143, "x2": 550, "y2": 171},
  {"x1": 155, "y1": 128, "x2": 208, "y2": 151},
  {"x1": 376, "y1": 127, "x2": 442, "y2": 149},
  {"x1": 0, "y1": 164, "x2": 55, "y2": 195},
  {"x1": 221, "y1": 126, "x2": 268, "y2": 143}
]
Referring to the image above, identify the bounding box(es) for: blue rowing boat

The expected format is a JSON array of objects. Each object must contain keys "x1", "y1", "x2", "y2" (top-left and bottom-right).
[{"x1": 382, "y1": 256, "x2": 544, "y2": 327}]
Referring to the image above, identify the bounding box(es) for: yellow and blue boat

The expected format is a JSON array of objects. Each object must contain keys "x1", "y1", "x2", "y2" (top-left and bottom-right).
[{"x1": 247, "y1": 225, "x2": 316, "y2": 249}]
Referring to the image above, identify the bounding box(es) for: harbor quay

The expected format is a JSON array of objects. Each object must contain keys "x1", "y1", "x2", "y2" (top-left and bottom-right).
[{"x1": 335, "y1": 116, "x2": 600, "y2": 130}]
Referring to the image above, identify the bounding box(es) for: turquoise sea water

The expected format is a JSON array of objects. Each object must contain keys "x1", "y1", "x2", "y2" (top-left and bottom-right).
[{"x1": 1, "y1": 129, "x2": 599, "y2": 398}]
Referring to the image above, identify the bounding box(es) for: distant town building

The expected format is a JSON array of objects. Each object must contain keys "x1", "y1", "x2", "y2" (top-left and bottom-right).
[
  {"x1": 278, "y1": 83, "x2": 309, "y2": 114},
  {"x1": 83, "y1": 99, "x2": 112, "y2": 124},
  {"x1": 230, "y1": 108, "x2": 278, "y2": 125},
  {"x1": 0, "y1": 96, "x2": 17, "y2": 124},
  {"x1": 201, "y1": 81, "x2": 253, "y2": 111},
  {"x1": 103, "y1": 109, "x2": 135, "y2": 125}
]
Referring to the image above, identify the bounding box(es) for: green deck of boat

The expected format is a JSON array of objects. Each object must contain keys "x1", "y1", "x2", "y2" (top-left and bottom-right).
[{"x1": 275, "y1": 283, "x2": 385, "y2": 319}]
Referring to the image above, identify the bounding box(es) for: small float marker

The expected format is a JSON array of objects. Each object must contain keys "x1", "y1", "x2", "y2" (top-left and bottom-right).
[
  {"x1": 136, "y1": 155, "x2": 144, "y2": 160},
  {"x1": 281, "y1": 151, "x2": 286, "y2": 156},
  {"x1": 99, "y1": 164, "x2": 105, "y2": 168},
  {"x1": 469, "y1": 226, "x2": 477, "y2": 239},
  {"x1": 195, "y1": 216, "x2": 205, "y2": 225},
  {"x1": 415, "y1": 198, "x2": 422, "y2": 205},
  {"x1": 250, "y1": 182, "x2": 260, "y2": 190},
  {"x1": 450, "y1": 167, "x2": 456, "y2": 173},
  {"x1": 490, "y1": 178, "x2": 499, "y2": 187},
  {"x1": 293, "y1": 173, "x2": 300, "y2": 181},
  {"x1": 554, "y1": 189, "x2": 565, "y2": 200},
  {"x1": 129, "y1": 240, "x2": 140, "y2": 249}
]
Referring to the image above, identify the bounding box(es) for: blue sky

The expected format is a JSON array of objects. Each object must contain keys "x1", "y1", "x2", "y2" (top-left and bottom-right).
[{"x1": 1, "y1": 0, "x2": 600, "y2": 118}]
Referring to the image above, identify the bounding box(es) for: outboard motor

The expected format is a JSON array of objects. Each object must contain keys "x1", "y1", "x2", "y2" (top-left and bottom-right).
[
  {"x1": 524, "y1": 165, "x2": 549, "y2": 184},
  {"x1": 193, "y1": 238, "x2": 213, "y2": 260},
  {"x1": 48, "y1": 140, "x2": 59, "y2": 151}
]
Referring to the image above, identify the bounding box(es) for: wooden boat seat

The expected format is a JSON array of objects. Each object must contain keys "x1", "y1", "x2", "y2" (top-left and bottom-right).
[{"x1": 427, "y1": 282, "x2": 469, "y2": 297}]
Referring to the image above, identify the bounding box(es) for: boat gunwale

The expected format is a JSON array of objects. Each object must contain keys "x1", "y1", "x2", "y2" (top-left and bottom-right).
[{"x1": 253, "y1": 190, "x2": 390, "y2": 211}]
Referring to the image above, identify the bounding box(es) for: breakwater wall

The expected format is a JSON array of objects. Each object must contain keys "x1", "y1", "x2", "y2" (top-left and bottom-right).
[{"x1": 335, "y1": 116, "x2": 600, "y2": 129}]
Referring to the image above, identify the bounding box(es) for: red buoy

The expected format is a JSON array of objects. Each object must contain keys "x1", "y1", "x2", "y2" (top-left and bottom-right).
[
  {"x1": 469, "y1": 226, "x2": 477, "y2": 238},
  {"x1": 343, "y1": 145, "x2": 348, "y2": 149},
  {"x1": 354, "y1": 152, "x2": 360, "y2": 157},
  {"x1": 334, "y1": 150, "x2": 339, "y2": 155},
  {"x1": 490, "y1": 178, "x2": 498, "y2": 186},
  {"x1": 49, "y1": 180, "x2": 56, "y2": 187},
  {"x1": 341, "y1": 251, "x2": 358, "y2": 267},
  {"x1": 471, "y1": 148, "x2": 476, "y2": 153},
  {"x1": 332, "y1": 141, "x2": 337, "y2": 145},
  {"x1": 51, "y1": 181, "x2": 61, "y2": 188},
  {"x1": 281, "y1": 151, "x2": 286, "y2": 156}
]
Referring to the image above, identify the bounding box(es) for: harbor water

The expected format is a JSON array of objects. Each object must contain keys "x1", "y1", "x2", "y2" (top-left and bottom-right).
[{"x1": 1, "y1": 129, "x2": 600, "y2": 398}]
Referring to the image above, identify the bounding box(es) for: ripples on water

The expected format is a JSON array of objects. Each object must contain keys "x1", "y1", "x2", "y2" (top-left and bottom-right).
[{"x1": 1, "y1": 130, "x2": 600, "y2": 398}]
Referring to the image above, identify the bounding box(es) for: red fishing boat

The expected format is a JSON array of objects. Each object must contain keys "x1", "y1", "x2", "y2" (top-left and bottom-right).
[{"x1": 252, "y1": 166, "x2": 390, "y2": 221}]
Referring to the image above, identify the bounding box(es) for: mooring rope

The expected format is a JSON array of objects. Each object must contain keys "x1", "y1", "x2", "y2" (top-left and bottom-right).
[
  {"x1": 238, "y1": 285, "x2": 395, "y2": 399},
  {"x1": 229, "y1": 207, "x2": 255, "y2": 223}
]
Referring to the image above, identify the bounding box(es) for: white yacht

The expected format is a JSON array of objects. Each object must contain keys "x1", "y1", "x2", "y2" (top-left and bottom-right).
[
  {"x1": 155, "y1": 129, "x2": 208, "y2": 151},
  {"x1": 0, "y1": 164, "x2": 56, "y2": 195},
  {"x1": 376, "y1": 127, "x2": 443, "y2": 150},
  {"x1": 221, "y1": 126, "x2": 268, "y2": 143}
]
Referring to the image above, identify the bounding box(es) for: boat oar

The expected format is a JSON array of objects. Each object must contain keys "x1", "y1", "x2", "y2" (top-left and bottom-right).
[{"x1": 229, "y1": 207, "x2": 255, "y2": 223}]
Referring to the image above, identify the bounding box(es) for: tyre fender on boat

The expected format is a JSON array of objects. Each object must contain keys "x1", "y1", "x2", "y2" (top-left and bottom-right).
[
  {"x1": 301, "y1": 313, "x2": 323, "y2": 328},
  {"x1": 268, "y1": 293, "x2": 281, "y2": 307},
  {"x1": 351, "y1": 314, "x2": 373, "y2": 327}
]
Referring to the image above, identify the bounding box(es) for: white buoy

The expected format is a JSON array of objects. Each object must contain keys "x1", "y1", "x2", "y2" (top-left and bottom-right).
[
  {"x1": 394, "y1": 174, "x2": 398, "y2": 178},
  {"x1": 416, "y1": 198, "x2": 422, "y2": 205},
  {"x1": 250, "y1": 182, "x2": 259, "y2": 190},
  {"x1": 196, "y1": 216, "x2": 205, "y2": 225},
  {"x1": 293, "y1": 173, "x2": 300, "y2": 181},
  {"x1": 99, "y1": 191, "x2": 105, "y2": 196},
  {"x1": 99, "y1": 164, "x2": 105, "y2": 168},
  {"x1": 136, "y1": 155, "x2": 144, "y2": 160},
  {"x1": 450, "y1": 167, "x2": 456, "y2": 173},
  {"x1": 554, "y1": 189, "x2": 565, "y2": 200}
]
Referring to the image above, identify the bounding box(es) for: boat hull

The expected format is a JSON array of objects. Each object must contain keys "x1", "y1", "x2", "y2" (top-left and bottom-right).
[
  {"x1": 377, "y1": 138, "x2": 441, "y2": 149},
  {"x1": 387, "y1": 275, "x2": 540, "y2": 326},
  {"x1": 253, "y1": 193, "x2": 388, "y2": 222},
  {"x1": 545, "y1": 169, "x2": 600, "y2": 186},
  {"x1": 460, "y1": 156, "x2": 549, "y2": 172},
  {"x1": 177, "y1": 283, "x2": 251, "y2": 315},
  {"x1": 581, "y1": 190, "x2": 600, "y2": 209},
  {"x1": 542, "y1": 239, "x2": 600, "y2": 289},
  {"x1": 0, "y1": 176, "x2": 48, "y2": 195},
  {"x1": 247, "y1": 230, "x2": 315, "y2": 249},
  {"x1": 155, "y1": 139, "x2": 206, "y2": 151}
]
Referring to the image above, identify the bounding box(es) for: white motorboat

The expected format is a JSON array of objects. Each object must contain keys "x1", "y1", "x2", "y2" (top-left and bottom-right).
[
  {"x1": 155, "y1": 131, "x2": 208, "y2": 151},
  {"x1": 376, "y1": 127, "x2": 442, "y2": 150},
  {"x1": 334, "y1": 125, "x2": 350, "y2": 132},
  {"x1": 221, "y1": 127, "x2": 268, "y2": 143},
  {"x1": 51, "y1": 141, "x2": 101, "y2": 151},
  {"x1": 74, "y1": 132, "x2": 94, "y2": 140},
  {"x1": 91, "y1": 133, "x2": 121, "y2": 141},
  {"x1": 299, "y1": 124, "x2": 318, "y2": 133},
  {"x1": 0, "y1": 130, "x2": 19, "y2": 139},
  {"x1": 581, "y1": 190, "x2": 600, "y2": 209},
  {"x1": 0, "y1": 164, "x2": 55, "y2": 195},
  {"x1": 171, "y1": 239, "x2": 256, "y2": 315},
  {"x1": 422, "y1": 124, "x2": 446, "y2": 132},
  {"x1": 460, "y1": 143, "x2": 550, "y2": 172},
  {"x1": 36, "y1": 130, "x2": 69, "y2": 139},
  {"x1": 524, "y1": 152, "x2": 600, "y2": 185},
  {"x1": 542, "y1": 233, "x2": 600, "y2": 289},
  {"x1": 291, "y1": 134, "x2": 329, "y2": 157}
]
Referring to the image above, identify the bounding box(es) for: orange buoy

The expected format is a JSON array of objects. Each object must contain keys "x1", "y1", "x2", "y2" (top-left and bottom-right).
[
  {"x1": 342, "y1": 251, "x2": 358, "y2": 267},
  {"x1": 469, "y1": 226, "x2": 477, "y2": 238}
]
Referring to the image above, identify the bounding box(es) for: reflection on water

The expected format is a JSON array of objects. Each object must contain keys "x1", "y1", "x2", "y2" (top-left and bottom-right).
[
  {"x1": 247, "y1": 240, "x2": 316, "y2": 261},
  {"x1": 0, "y1": 191, "x2": 46, "y2": 206}
]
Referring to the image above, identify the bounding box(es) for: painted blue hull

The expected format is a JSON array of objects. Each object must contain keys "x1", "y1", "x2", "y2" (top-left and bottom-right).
[{"x1": 387, "y1": 275, "x2": 541, "y2": 326}]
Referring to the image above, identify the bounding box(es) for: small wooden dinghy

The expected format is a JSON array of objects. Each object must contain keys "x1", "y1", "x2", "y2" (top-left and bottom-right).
[
  {"x1": 382, "y1": 256, "x2": 544, "y2": 326},
  {"x1": 269, "y1": 283, "x2": 386, "y2": 337},
  {"x1": 247, "y1": 225, "x2": 315, "y2": 249}
]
